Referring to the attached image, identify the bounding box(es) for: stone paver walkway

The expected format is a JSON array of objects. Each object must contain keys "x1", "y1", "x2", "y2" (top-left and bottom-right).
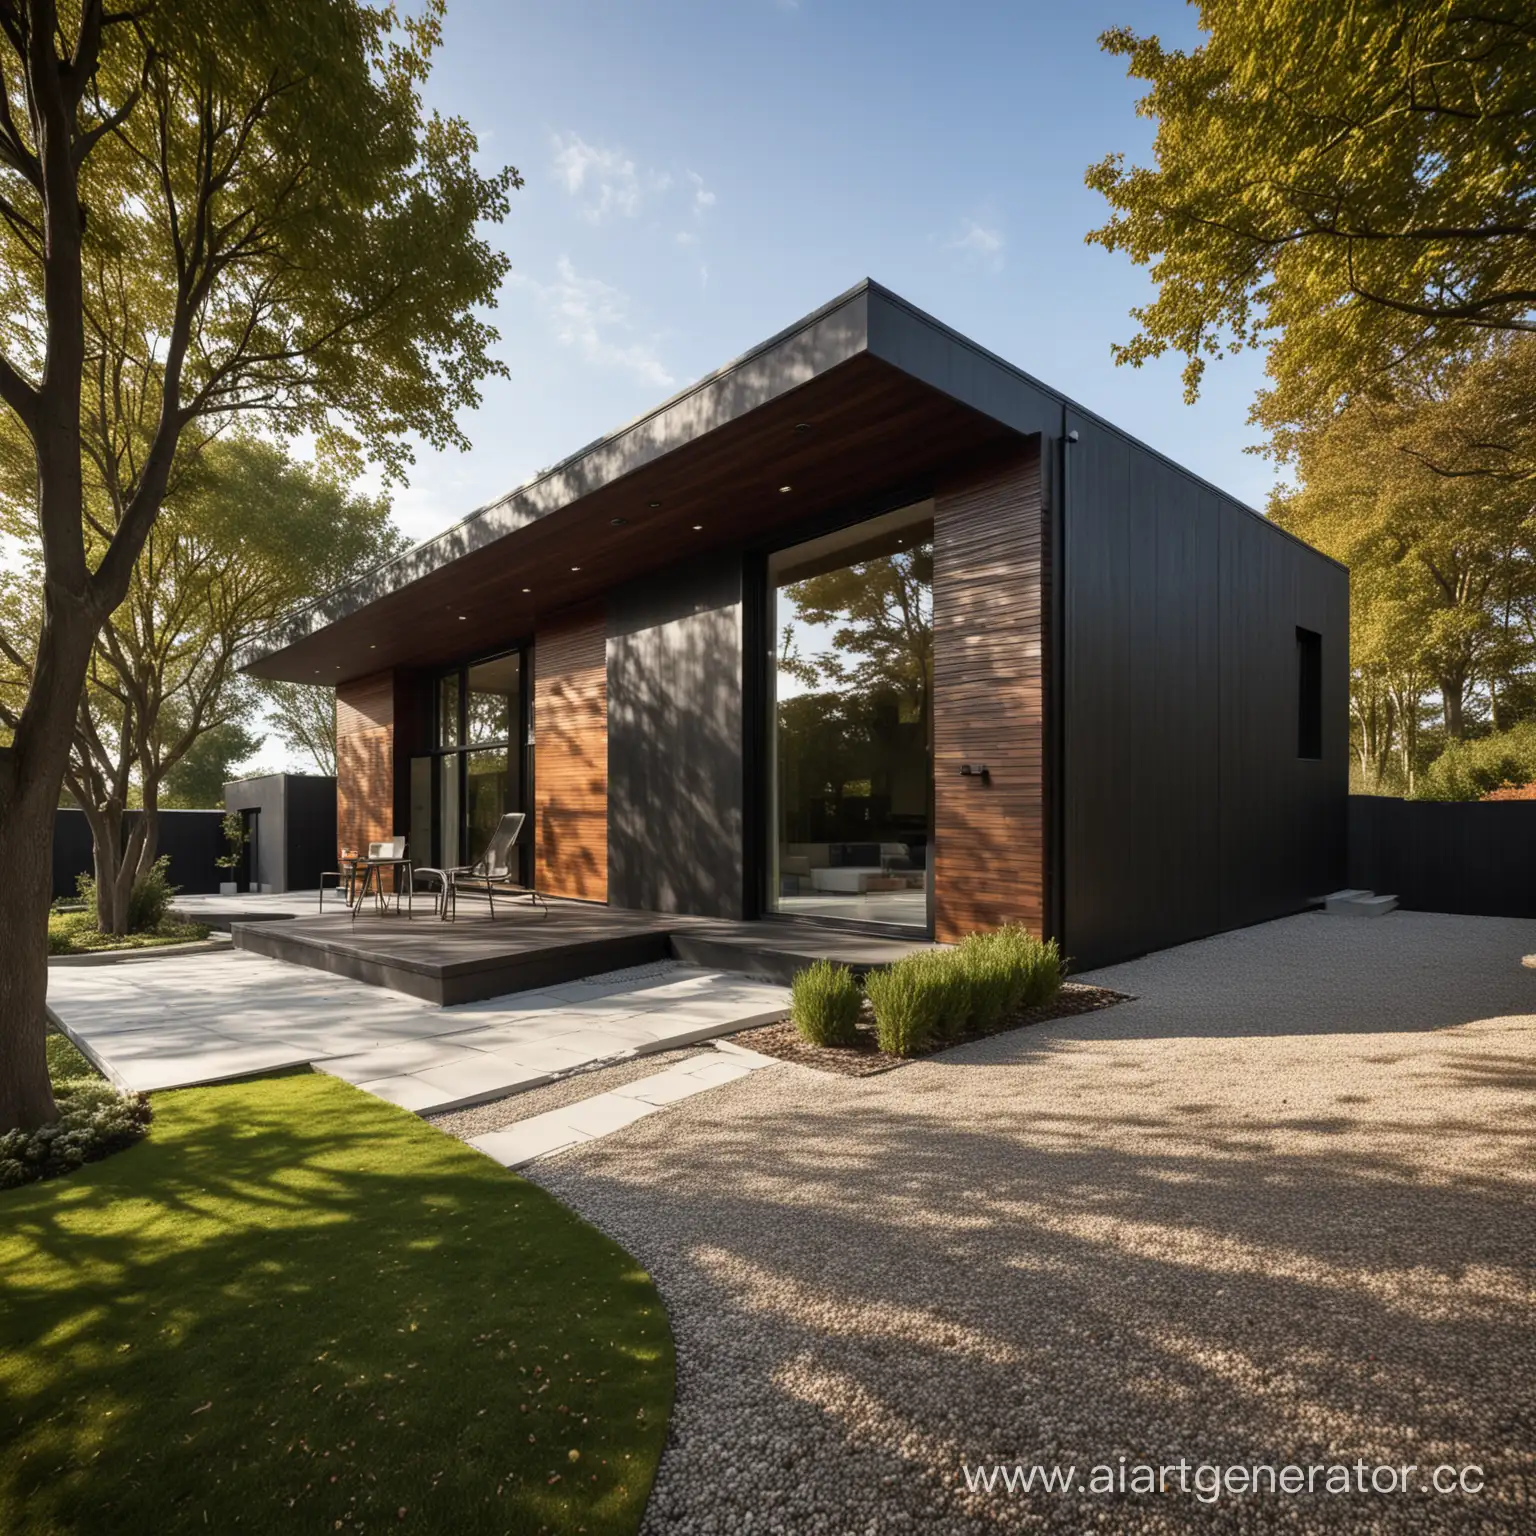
[
  {"x1": 47, "y1": 952, "x2": 789, "y2": 1113},
  {"x1": 469, "y1": 1044, "x2": 779, "y2": 1168}
]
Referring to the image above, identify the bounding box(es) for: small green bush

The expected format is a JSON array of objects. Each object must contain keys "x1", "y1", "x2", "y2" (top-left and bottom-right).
[
  {"x1": 955, "y1": 935, "x2": 1014, "y2": 1032},
  {"x1": 0, "y1": 1079, "x2": 152, "y2": 1191},
  {"x1": 790, "y1": 959, "x2": 862, "y2": 1046},
  {"x1": 865, "y1": 953, "x2": 946, "y2": 1057},
  {"x1": 72, "y1": 854, "x2": 183, "y2": 935}
]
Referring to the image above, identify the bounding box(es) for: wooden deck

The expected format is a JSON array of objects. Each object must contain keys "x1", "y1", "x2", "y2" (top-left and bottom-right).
[{"x1": 232, "y1": 900, "x2": 935, "y2": 1004}]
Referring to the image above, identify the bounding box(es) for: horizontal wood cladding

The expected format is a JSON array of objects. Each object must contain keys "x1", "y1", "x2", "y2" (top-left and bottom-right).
[
  {"x1": 932, "y1": 446, "x2": 1047, "y2": 942},
  {"x1": 336, "y1": 670, "x2": 395, "y2": 862},
  {"x1": 535, "y1": 609, "x2": 608, "y2": 901}
]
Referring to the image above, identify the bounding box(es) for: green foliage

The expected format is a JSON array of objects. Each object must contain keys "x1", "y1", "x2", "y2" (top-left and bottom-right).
[
  {"x1": 215, "y1": 812, "x2": 249, "y2": 871},
  {"x1": 70, "y1": 855, "x2": 183, "y2": 936},
  {"x1": 1414, "y1": 723, "x2": 1536, "y2": 801},
  {"x1": 162, "y1": 721, "x2": 265, "y2": 808},
  {"x1": 0, "y1": 1074, "x2": 673, "y2": 1533},
  {"x1": 954, "y1": 935, "x2": 1017, "y2": 1033},
  {"x1": 46, "y1": 914, "x2": 209, "y2": 956},
  {"x1": 865, "y1": 930, "x2": 1065, "y2": 1057},
  {"x1": 864, "y1": 954, "x2": 947, "y2": 1058},
  {"x1": 1084, "y1": 3, "x2": 1536, "y2": 434},
  {"x1": 45, "y1": 1033, "x2": 103, "y2": 1085},
  {"x1": 0, "y1": 1080, "x2": 152, "y2": 1190},
  {"x1": 259, "y1": 681, "x2": 339, "y2": 776},
  {"x1": 789, "y1": 960, "x2": 862, "y2": 1047}
]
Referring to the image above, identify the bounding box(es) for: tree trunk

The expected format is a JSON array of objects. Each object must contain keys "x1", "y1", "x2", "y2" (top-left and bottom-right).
[
  {"x1": 0, "y1": 798, "x2": 59, "y2": 1132},
  {"x1": 1440, "y1": 677, "x2": 1467, "y2": 741},
  {"x1": 80, "y1": 798, "x2": 125, "y2": 932}
]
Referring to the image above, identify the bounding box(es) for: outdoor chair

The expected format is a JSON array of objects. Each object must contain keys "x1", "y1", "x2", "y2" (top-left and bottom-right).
[{"x1": 439, "y1": 812, "x2": 546, "y2": 922}]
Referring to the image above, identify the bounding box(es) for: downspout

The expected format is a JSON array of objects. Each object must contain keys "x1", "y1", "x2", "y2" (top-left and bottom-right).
[{"x1": 1045, "y1": 410, "x2": 1072, "y2": 950}]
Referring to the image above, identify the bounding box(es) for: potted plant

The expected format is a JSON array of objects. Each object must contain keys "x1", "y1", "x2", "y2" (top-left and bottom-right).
[{"x1": 215, "y1": 811, "x2": 248, "y2": 895}]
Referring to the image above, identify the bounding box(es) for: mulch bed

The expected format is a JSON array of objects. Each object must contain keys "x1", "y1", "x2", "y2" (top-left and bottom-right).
[{"x1": 735, "y1": 981, "x2": 1134, "y2": 1078}]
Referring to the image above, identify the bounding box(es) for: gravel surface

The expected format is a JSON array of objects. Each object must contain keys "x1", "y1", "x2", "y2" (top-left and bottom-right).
[
  {"x1": 426, "y1": 1046, "x2": 713, "y2": 1139},
  {"x1": 529, "y1": 911, "x2": 1536, "y2": 1533}
]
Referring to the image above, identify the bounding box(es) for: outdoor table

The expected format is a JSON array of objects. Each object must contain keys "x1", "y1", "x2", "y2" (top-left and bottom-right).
[{"x1": 350, "y1": 857, "x2": 417, "y2": 918}]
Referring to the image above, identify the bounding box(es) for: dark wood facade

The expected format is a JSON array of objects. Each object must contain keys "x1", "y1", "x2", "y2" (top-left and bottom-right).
[
  {"x1": 932, "y1": 447, "x2": 1047, "y2": 942},
  {"x1": 533, "y1": 608, "x2": 608, "y2": 902}
]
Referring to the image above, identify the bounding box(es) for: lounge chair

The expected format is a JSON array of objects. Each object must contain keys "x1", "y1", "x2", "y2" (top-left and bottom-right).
[{"x1": 439, "y1": 813, "x2": 546, "y2": 922}]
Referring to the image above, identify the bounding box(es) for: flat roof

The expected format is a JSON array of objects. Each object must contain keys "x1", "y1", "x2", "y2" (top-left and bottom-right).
[{"x1": 240, "y1": 278, "x2": 1340, "y2": 683}]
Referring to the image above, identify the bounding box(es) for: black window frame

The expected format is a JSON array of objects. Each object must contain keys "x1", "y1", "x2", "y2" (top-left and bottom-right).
[{"x1": 422, "y1": 645, "x2": 533, "y2": 879}]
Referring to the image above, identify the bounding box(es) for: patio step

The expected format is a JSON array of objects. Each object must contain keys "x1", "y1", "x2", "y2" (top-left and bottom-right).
[{"x1": 1323, "y1": 888, "x2": 1399, "y2": 917}]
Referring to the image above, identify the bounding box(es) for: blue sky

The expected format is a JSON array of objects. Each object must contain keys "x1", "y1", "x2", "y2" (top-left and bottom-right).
[{"x1": 369, "y1": 0, "x2": 1277, "y2": 548}]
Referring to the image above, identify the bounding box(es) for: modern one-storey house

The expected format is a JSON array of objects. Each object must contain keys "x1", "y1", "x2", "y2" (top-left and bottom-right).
[{"x1": 239, "y1": 281, "x2": 1348, "y2": 970}]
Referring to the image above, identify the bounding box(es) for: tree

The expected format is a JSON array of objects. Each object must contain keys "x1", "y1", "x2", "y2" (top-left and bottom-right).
[
  {"x1": 0, "y1": 1, "x2": 517, "y2": 1131},
  {"x1": 1085, "y1": 2, "x2": 1536, "y2": 438},
  {"x1": 2, "y1": 436, "x2": 405, "y2": 931},
  {"x1": 161, "y1": 719, "x2": 264, "y2": 808},
  {"x1": 259, "y1": 680, "x2": 338, "y2": 776},
  {"x1": 1272, "y1": 355, "x2": 1536, "y2": 757}
]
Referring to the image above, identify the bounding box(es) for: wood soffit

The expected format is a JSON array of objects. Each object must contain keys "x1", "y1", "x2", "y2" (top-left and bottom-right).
[{"x1": 241, "y1": 283, "x2": 1032, "y2": 684}]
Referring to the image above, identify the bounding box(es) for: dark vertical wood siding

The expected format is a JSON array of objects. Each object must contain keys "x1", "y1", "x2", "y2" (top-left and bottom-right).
[
  {"x1": 932, "y1": 445, "x2": 1047, "y2": 941},
  {"x1": 534, "y1": 608, "x2": 608, "y2": 901},
  {"x1": 607, "y1": 554, "x2": 746, "y2": 917},
  {"x1": 336, "y1": 670, "x2": 395, "y2": 859},
  {"x1": 1060, "y1": 413, "x2": 1347, "y2": 969}
]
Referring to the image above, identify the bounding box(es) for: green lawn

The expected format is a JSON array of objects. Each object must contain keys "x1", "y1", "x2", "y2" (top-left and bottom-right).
[
  {"x1": 0, "y1": 1073, "x2": 673, "y2": 1535},
  {"x1": 47, "y1": 911, "x2": 211, "y2": 955}
]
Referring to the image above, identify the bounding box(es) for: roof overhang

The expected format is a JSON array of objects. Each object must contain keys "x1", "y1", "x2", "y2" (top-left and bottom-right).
[{"x1": 240, "y1": 279, "x2": 1073, "y2": 683}]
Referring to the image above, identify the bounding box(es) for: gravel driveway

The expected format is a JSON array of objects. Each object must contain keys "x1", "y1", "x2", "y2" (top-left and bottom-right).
[{"x1": 527, "y1": 911, "x2": 1536, "y2": 1532}]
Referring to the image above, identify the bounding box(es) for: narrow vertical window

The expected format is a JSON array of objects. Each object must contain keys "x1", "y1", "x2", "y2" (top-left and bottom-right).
[{"x1": 1297, "y1": 627, "x2": 1322, "y2": 759}]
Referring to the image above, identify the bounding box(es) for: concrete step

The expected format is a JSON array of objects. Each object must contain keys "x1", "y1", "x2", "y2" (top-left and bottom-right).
[
  {"x1": 1325, "y1": 890, "x2": 1399, "y2": 917},
  {"x1": 1320, "y1": 888, "x2": 1373, "y2": 911}
]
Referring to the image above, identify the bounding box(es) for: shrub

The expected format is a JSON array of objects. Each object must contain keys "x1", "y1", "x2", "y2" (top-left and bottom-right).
[
  {"x1": 864, "y1": 953, "x2": 947, "y2": 1057},
  {"x1": 1414, "y1": 722, "x2": 1536, "y2": 802},
  {"x1": 74, "y1": 854, "x2": 181, "y2": 933},
  {"x1": 0, "y1": 1080, "x2": 152, "y2": 1191},
  {"x1": 954, "y1": 935, "x2": 1014, "y2": 1032},
  {"x1": 790, "y1": 960, "x2": 862, "y2": 1046},
  {"x1": 953, "y1": 927, "x2": 1064, "y2": 1034}
]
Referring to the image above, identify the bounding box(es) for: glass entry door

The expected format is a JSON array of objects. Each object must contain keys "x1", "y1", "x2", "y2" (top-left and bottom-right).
[
  {"x1": 767, "y1": 502, "x2": 934, "y2": 933},
  {"x1": 420, "y1": 648, "x2": 529, "y2": 880}
]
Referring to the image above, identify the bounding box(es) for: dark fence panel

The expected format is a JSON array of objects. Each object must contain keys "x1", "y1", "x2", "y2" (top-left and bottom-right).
[
  {"x1": 51, "y1": 807, "x2": 227, "y2": 902},
  {"x1": 1348, "y1": 795, "x2": 1536, "y2": 917}
]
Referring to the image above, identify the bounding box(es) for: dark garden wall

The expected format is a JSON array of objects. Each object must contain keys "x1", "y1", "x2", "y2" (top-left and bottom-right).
[
  {"x1": 51, "y1": 807, "x2": 226, "y2": 901},
  {"x1": 606, "y1": 552, "x2": 746, "y2": 918},
  {"x1": 1349, "y1": 795, "x2": 1536, "y2": 917},
  {"x1": 1060, "y1": 413, "x2": 1349, "y2": 970}
]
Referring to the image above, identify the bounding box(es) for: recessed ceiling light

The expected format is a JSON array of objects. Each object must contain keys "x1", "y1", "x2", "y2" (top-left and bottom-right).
[
  {"x1": 521, "y1": 586, "x2": 531, "y2": 593},
  {"x1": 779, "y1": 485, "x2": 792, "y2": 494},
  {"x1": 571, "y1": 565, "x2": 581, "y2": 572},
  {"x1": 313, "y1": 670, "x2": 319, "y2": 675},
  {"x1": 611, "y1": 516, "x2": 628, "y2": 526},
  {"x1": 692, "y1": 524, "x2": 703, "y2": 531},
  {"x1": 458, "y1": 614, "x2": 467, "y2": 620},
  {"x1": 793, "y1": 422, "x2": 810, "y2": 431},
  {"x1": 647, "y1": 499, "x2": 661, "y2": 509},
  {"x1": 369, "y1": 644, "x2": 377, "y2": 649}
]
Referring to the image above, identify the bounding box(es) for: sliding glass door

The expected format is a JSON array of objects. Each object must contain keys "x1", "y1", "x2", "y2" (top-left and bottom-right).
[
  {"x1": 412, "y1": 648, "x2": 529, "y2": 879},
  {"x1": 767, "y1": 503, "x2": 934, "y2": 933}
]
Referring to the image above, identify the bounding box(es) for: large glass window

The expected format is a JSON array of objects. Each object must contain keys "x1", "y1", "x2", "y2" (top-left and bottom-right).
[
  {"x1": 425, "y1": 649, "x2": 526, "y2": 876},
  {"x1": 768, "y1": 504, "x2": 934, "y2": 932}
]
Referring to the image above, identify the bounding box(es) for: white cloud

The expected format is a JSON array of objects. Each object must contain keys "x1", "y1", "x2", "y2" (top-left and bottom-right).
[
  {"x1": 550, "y1": 132, "x2": 664, "y2": 221},
  {"x1": 946, "y1": 218, "x2": 1006, "y2": 269},
  {"x1": 687, "y1": 170, "x2": 716, "y2": 214},
  {"x1": 515, "y1": 257, "x2": 675, "y2": 391}
]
